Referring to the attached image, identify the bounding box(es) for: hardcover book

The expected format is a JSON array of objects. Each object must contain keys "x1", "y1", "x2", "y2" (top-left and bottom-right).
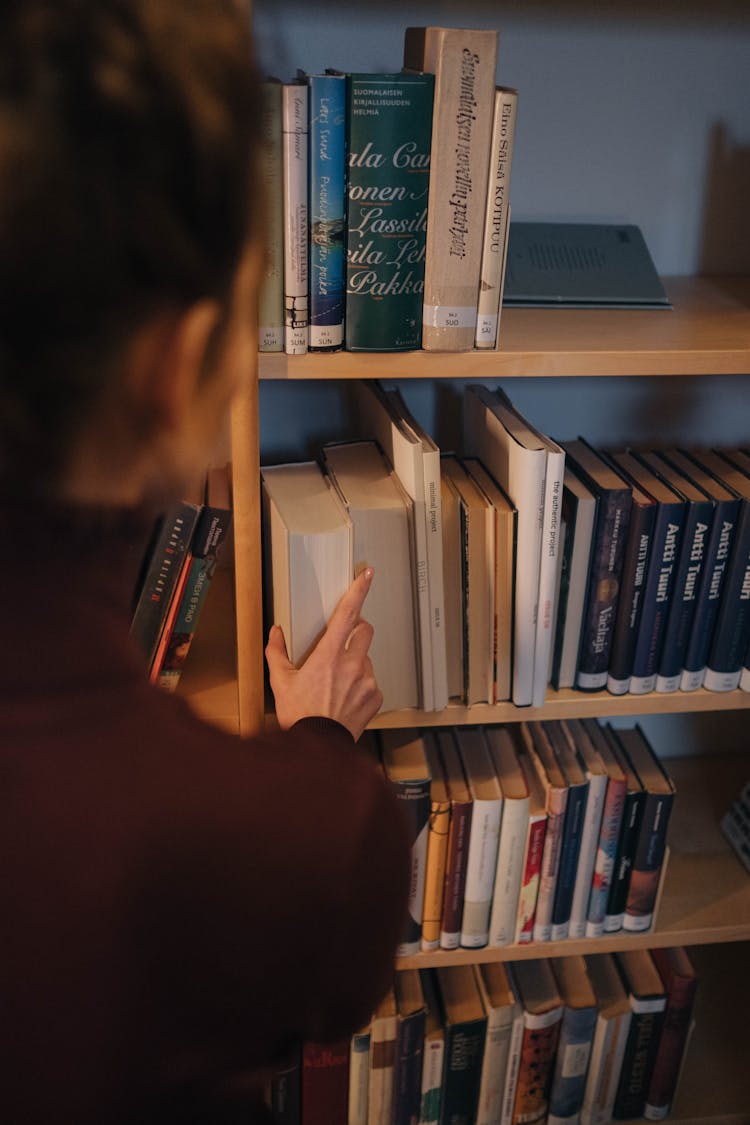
[
  {"x1": 419, "y1": 969, "x2": 445, "y2": 1125},
  {"x1": 581, "y1": 954, "x2": 632, "y2": 1125},
  {"x1": 474, "y1": 962, "x2": 522, "y2": 1125},
  {"x1": 603, "y1": 732, "x2": 645, "y2": 933},
  {"x1": 403, "y1": 26, "x2": 499, "y2": 351},
  {"x1": 394, "y1": 970, "x2": 427, "y2": 1125},
  {"x1": 455, "y1": 727, "x2": 503, "y2": 947},
  {"x1": 547, "y1": 720, "x2": 590, "y2": 942},
  {"x1": 258, "y1": 79, "x2": 284, "y2": 352},
  {"x1": 441, "y1": 470, "x2": 465, "y2": 702},
  {"x1": 552, "y1": 468, "x2": 598, "y2": 691},
  {"x1": 368, "y1": 987, "x2": 399, "y2": 1125},
  {"x1": 301, "y1": 1039, "x2": 349, "y2": 1125},
  {"x1": 565, "y1": 718, "x2": 608, "y2": 940},
  {"x1": 613, "y1": 951, "x2": 667, "y2": 1120},
  {"x1": 580, "y1": 720, "x2": 627, "y2": 938},
  {"x1": 503, "y1": 222, "x2": 670, "y2": 309},
  {"x1": 514, "y1": 748, "x2": 549, "y2": 944},
  {"x1": 421, "y1": 732, "x2": 451, "y2": 952},
  {"x1": 485, "y1": 726, "x2": 530, "y2": 947},
  {"x1": 437, "y1": 729, "x2": 473, "y2": 950},
  {"x1": 344, "y1": 72, "x2": 434, "y2": 351},
  {"x1": 435, "y1": 965, "x2": 488, "y2": 1125},
  {"x1": 282, "y1": 82, "x2": 309, "y2": 354},
  {"x1": 520, "y1": 723, "x2": 569, "y2": 943},
  {"x1": 645, "y1": 947, "x2": 698, "y2": 1120},
  {"x1": 476, "y1": 87, "x2": 518, "y2": 349},
  {"x1": 270, "y1": 1044, "x2": 302, "y2": 1125},
  {"x1": 549, "y1": 956, "x2": 599, "y2": 1125},
  {"x1": 348, "y1": 1027, "x2": 371, "y2": 1125},
  {"x1": 511, "y1": 959, "x2": 564, "y2": 1125}
]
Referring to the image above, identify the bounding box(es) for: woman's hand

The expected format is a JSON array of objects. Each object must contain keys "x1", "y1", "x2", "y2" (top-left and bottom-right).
[{"x1": 265, "y1": 568, "x2": 383, "y2": 741}]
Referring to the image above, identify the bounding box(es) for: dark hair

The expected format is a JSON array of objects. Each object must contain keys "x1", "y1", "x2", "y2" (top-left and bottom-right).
[{"x1": 0, "y1": 0, "x2": 260, "y2": 488}]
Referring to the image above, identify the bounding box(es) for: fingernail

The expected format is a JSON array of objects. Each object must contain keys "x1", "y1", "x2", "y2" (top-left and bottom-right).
[{"x1": 364, "y1": 567, "x2": 374, "y2": 582}]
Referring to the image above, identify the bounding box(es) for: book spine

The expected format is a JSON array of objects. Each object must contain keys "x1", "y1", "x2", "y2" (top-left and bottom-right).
[
  {"x1": 418, "y1": 1036, "x2": 444, "y2": 1125},
  {"x1": 604, "y1": 790, "x2": 645, "y2": 933},
  {"x1": 514, "y1": 812, "x2": 547, "y2": 943},
  {"x1": 548, "y1": 1005, "x2": 598, "y2": 1125},
  {"x1": 500, "y1": 1010, "x2": 525, "y2": 1125},
  {"x1": 623, "y1": 790, "x2": 674, "y2": 932},
  {"x1": 551, "y1": 778, "x2": 589, "y2": 942},
  {"x1": 533, "y1": 788, "x2": 568, "y2": 943},
  {"x1": 512, "y1": 1008, "x2": 563, "y2": 1125},
  {"x1": 460, "y1": 796, "x2": 502, "y2": 948},
  {"x1": 258, "y1": 82, "x2": 285, "y2": 352},
  {"x1": 393, "y1": 1010, "x2": 426, "y2": 1125},
  {"x1": 644, "y1": 971, "x2": 697, "y2": 1119},
  {"x1": 421, "y1": 799, "x2": 451, "y2": 951},
  {"x1": 533, "y1": 448, "x2": 565, "y2": 707},
  {"x1": 395, "y1": 778, "x2": 431, "y2": 956},
  {"x1": 551, "y1": 487, "x2": 579, "y2": 690},
  {"x1": 282, "y1": 84, "x2": 309, "y2": 355},
  {"x1": 308, "y1": 74, "x2": 346, "y2": 351},
  {"x1": 569, "y1": 770, "x2": 607, "y2": 939},
  {"x1": 476, "y1": 1012, "x2": 514, "y2": 1125},
  {"x1": 442, "y1": 1019, "x2": 487, "y2": 1125},
  {"x1": 656, "y1": 501, "x2": 714, "y2": 691},
  {"x1": 271, "y1": 1045, "x2": 302, "y2": 1125},
  {"x1": 630, "y1": 504, "x2": 685, "y2": 694},
  {"x1": 404, "y1": 28, "x2": 498, "y2": 351},
  {"x1": 345, "y1": 74, "x2": 433, "y2": 351},
  {"x1": 585, "y1": 773, "x2": 627, "y2": 937},
  {"x1": 704, "y1": 501, "x2": 750, "y2": 690},
  {"x1": 613, "y1": 999, "x2": 666, "y2": 1120},
  {"x1": 348, "y1": 1031, "x2": 371, "y2": 1125},
  {"x1": 488, "y1": 796, "x2": 529, "y2": 947},
  {"x1": 581, "y1": 1010, "x2": 632, "y2": 1125},
  {"x1": 607, "y1": 500, "x2": 655, "y2": 694},
  {"x1": 148, "y1": 550, "x2": 194, "y2": 684},
  {"x1": 576, "y1": 488, "x2": 632, "y2": 690},
  {"x1": 302, "y1": 1039, "x2": 350, "y2": 1125},
  {"x1": 476, "y1": 88, "x2": 518, "y2": 349},
  {"x1": 422, "y1": 446, "x2": 449, "y2": 710},
  {"x1": 440, "y1": 799, "x2": 473, "y2": 950},
  {"x1": 368, "y1": 1018, "x2": 398, "y2": 1125},
  {"x1": 681, "y1": 499, "x2": 739, "y2": 689}
]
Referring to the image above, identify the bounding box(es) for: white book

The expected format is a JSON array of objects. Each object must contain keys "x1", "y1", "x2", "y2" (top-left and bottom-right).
[
  {"x1": 499, "y1": 966, "x2": 525, "y2": 1125},
  {"x1": 441, "y1": 472, "x2": 464, "y2": 700},
  {"x1": 476, "y1": 88, "x2": 518, "y2": 349},
  {"x1": 282, "y1": 83, "x2": 308, "y2": 355},
  {"x1": 581, "y1": 955, "x2": 632, "y2": 1125},
  {"x1": 556, "y1": 469, "x2": 598, "y2": 689},
  {"x1": 260, "y1": 461, "x2": 352, "y2": 666},
  {"x1": 368, "y1": 988, "x2": 398, "y2": 1125},
  {"x1": 485, "y1": 726, "x2": 530, "y2": 947},
  {"x1": 323, "y1": 441, "x2": 419, "y2": 712},
  {"x1": 475, "y1": 962, "x2": 522, "y2": 1125},
  {"x1": 358, "y1": 382, "x2": 434, "y2": 709},
  {"x1": 348, "y1": 1028, "x2": 371, "y2": 1125},
  {"x1": 740, "y1": 663, "x2": 750, "y2": 691},
  {"x1": 464, "y1": 385, "x2": 549, "y2": 706},
  {"x1": 455, "y1": 728, "x2": 503, "y2": 947},
  {"x1": 566, "y1": 719, "x2": 608, "y2": 939}
]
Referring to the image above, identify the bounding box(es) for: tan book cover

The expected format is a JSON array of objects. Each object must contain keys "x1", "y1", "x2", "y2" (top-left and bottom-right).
[{"x1": 421, "y1": 732, "x2": 451, "y2": 951}]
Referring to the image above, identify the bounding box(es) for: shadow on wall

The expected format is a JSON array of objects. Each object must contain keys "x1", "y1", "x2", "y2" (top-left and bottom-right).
[{"x1": 699, "y1": 124, "x2": 750, "y2": 281}]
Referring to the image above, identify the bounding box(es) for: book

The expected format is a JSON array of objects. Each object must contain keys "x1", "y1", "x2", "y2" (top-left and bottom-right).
[
  {"x1": 581, "y1": 954, "x2": 632, "y2": 1125},
  {"x1": 344, "y1": 72, "x2": 434, "y2": 351},
  {"x1": 552, "y1": 468, "x2": 598, "y2": 691},
  {"x1": 418, "y1": 970, "x2": 445, "y2": 1125},
  {"x1": 421, "y1": 731, "x2": 451, "y2": 952},
  {"x1": 520, "y1": 722, "x2": 569, "y2": 943},
  {"x1": 603, "y1": 731, "x2": 646, "y2": 933},
  {"x1": 560, "y1": 440, "x2": 632, "y2": 691},
  {"x1": 441, "y1": 469, "x2": 464, "y2": 701},
  {"x1": 463, "y1": 458, "x2": 517, "y2": 703},
  {"x1": 348, "y1": 1027, "x2": 371, "y2": 1125},
  {"x1": 645, "y1": 947, "x2": 698, "y2": 1120},
  {"x1": 441, "y1": 457, "x2": 495, "y2": 704},
  {"x1": 667, "y1": 448, "x2": 740, "y2": 691},
  {"x1": 548, "y1": 956, "x2": 598, "y2": 1125},
  {"x1": 455, "y1": 727, "x2": 503, "y2": 948},
  {"x1": 485, "y1": 726, "x2": 531, "y2": 948},
  {"x1": 323, "y1": 440, "x2": 419, "y2": 711},
  {"x1": 546, "y1": 720, "x2": 590, "y2": 942},
  {"x1": 611, "y1": 451, "x2": 686, "y2": 695},
  {"x1": 514, "y1": 745, "x2": 549, "y2": 945},
  {"x1": 510, "y1": 958, "x2": 564, "y2": 1125},
  {"x1": 613, "y1": 951, "x2": 667, "y2": 1120},
  {"x1": 475, "y1": 962, "x2": 522, "y2": 1125},
  {"x1": 271, "y1": 1045, "x2": 302, "y2": 1125},
  {"x1": 258, "y1": 79, "x2": 284, "y2": 352},
  {"x1": 503, "y1": 222, "x2": 670, "y2": 308},
  {"x1": 368, "y1": 986, "x2": 399, "y2": 1125},
  {"x1": 720, "y1": 778, "x2": 750, "y2": 873},
  {"x1": 435, "y1": 965, "x2": 488, "y2": 1125},
  {"x1": 260, "y1": 460, "x2": 352, "y2": 666},
  {"x1": 465, "y1": 385, "x2": 564, "y2": 707},
  {"x1": 152, "y1": 465, "x2": 233, "y2": 691},
  {"x1": 604, "y1": 454, "x2": 657, "y2": 695},
  {"x1": 611, "y1": 725, "x2": 675, "y2": 932},
  {"x1": 304, "y1": 71, "x2": 346, "y2": 351},
  {"x1": 437, "y1": 729, "x2": 473, "y2": 950},
  {"x1": 565, "y1": 718, "x2": 608, "y2": 940},
  {"x1": 580, "y1": 720, "x2": 628, "y2": 938},
  {"x1": 130, "y1": 500, "x2": 202, "y2": 670},
  {"x1": 301, "y1": 1039, "x2": 349, "y2": 1125},
  {"x1": 476, "y1": 87, "x2": 519, "y2": 349},
  {"x1": 380, "y1": 729, "x2": 432, "y2": 956},
  {"x1": 403, "y1": 26, "x2": 499, "y2": 351},
  {"x1": 394, "y1": 970, "x2": 427, "y2": 1125},
  {"x1": 282, "y1": 82, "x2": 309, "y2": 355}
]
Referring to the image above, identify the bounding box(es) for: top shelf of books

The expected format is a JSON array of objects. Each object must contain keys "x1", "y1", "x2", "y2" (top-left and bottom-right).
[{"x1": 258, "y1": 275, "x2": 750, "y2": 381}]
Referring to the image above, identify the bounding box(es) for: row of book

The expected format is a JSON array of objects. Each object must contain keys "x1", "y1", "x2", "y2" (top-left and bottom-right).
[
  {"x1": 130, "y1": 464, "x2": 233, "y2": 691},
  {"x1": 260, "y1": 381, "x2": 750, "y2": 712},
  {"x1": 375, "y1": 719, "x2": 673, "y2": 955},
  {"x1": 259, "y1": 26, "x2": 517, "y2": 355},
  {"x1": 270, "y1": 948, "x2": 697, "y2": 1125}
]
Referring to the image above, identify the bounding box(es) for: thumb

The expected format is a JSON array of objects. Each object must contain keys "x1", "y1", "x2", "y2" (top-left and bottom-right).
[{"x1": 265, "y1": 624, "x2": 293, "y2": 674}]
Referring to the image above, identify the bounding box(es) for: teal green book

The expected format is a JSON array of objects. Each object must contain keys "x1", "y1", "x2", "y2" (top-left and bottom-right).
[{"x1": 344, "y1": 72, "x2": 434, "y2": 351}]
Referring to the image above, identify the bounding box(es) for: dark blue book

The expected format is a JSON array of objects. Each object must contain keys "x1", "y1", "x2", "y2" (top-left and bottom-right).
[
  {"x1": 545, "y1": 720, "x2": 590, "y2": 942},
  {"x1": 638, "y1": 450, "x2": 716, "y2": 693},
  {"x1": 604, "y1": 732, "x2": 646, "y2": 933},
  {"x1": 393, "y1": 971, "x2": 426, "y2": 1125},
  {"x1": 664, "y1": 449, "x2": 741, "y2": 690},
  {"x1": 304, "y1": 71, "x2": 346, "y2": 350},
  {"x1": 613, "y1": 951, "x2": 666, "y2": 1120},
  {"x1": 549, "y1": 957, "x2": 599, "y2": 1124},
  {"x1": 435, "y1": 966, "x2": 487, "y2": 1125},
  {"x1": 380, "y1": 730, "x2": 431, "y2": 956}
]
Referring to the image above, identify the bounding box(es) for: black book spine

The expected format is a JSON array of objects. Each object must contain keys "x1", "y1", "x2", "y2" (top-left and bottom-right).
[
  {"x1": 551, "y1": 778, "x2": 589, "y2": 936},
  {"x1": 271, "y1": 1046, "x2": 302, "y2": 1125},
  {"x1": 656, "y1": 498, "x2": 715, "y2": 689},
  {"x1": 395, "y1": 777, "x2": 432, "y2": 954},
  {"x1": 682, "y1": 497, "x2": 740, "y2": 686},
  {"x1": 624, "y1": 790, "x2": 674, "y2": 931},
  {"x1": 607, "y1": 498, "x2": 656, "y2": 693},
  {"x1": 630, "y1": 501, "x2": 685, "y2": 692},
  {"x1": 393, "y1": 1010, "x2": 426, "y2": 1125},
  {"x1": 441, "y1": 1019, "x2": 487, "y2": 1125},
  {"x1": 551, "y1": 487, "x2": 579, "y2": 690},
  {"x1": 705, "y1": 500, "x2": 750, "y2": 687},
  {"x1": 576, "y1": 487, "x2": 633, "y2": 691},
  {"x1": 613, "y1": 1004, "x2": 666, "y2": 1119},
  {"x1": 604, "y1": 789, "x2": 645, "y2": 932}
]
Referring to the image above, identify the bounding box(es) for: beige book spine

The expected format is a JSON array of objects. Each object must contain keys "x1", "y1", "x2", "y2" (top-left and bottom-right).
[{"x1": 476, "y1": 87, "x2": 518, "y2": 349}]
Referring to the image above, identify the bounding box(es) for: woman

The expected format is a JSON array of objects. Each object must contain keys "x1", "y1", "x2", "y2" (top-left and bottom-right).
[{"x1": 0, "y1": 2, "x2": 409, "y2": 1121}]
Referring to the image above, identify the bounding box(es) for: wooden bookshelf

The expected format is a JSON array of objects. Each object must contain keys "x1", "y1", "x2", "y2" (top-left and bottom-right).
[
  {"x1": 258, "y1": 276, "x2": 750, "y2": 381},
  {"x1": 178, "y1": 567, "x2": 240, "y2": 735}
]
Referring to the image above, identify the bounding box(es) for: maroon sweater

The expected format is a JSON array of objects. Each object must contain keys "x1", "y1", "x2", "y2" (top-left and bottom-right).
[{"x1": 0, "y1": 501, "x2": 410, "y2": 1123}]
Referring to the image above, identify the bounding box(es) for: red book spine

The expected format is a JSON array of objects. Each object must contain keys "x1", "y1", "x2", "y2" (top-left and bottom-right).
[
  {"x1": 646, "y1": 954, "x2": 698, "y2": 1116},
  {"x1": 301, "y1": 1040, "x2": 349, "y2": 1125},
  {"x1": 515, "y1": 814, "x2": 547, "y2": 943},
  {"x1": 439, "y1": 798, "x2": 473, "y2": 949}
]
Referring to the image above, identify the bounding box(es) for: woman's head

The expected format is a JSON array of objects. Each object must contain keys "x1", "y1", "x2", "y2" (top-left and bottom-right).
[{"x1": 0, "y1": 0, "x2": 262, "y2": 497}]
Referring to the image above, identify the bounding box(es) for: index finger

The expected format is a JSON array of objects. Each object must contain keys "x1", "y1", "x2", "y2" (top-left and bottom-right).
[{"x1": 318, "y1": 567, "x2": 374, "y2": 654}]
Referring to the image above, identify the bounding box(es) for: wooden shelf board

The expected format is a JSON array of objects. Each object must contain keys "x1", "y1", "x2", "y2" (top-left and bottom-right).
[
  {"x1": 178, "y1": 568, "x2": 240, "y2": 735},
  {"x1": 397, "y1": 750, "x2": 750, "y2": 969},
  {"x1": 259, "y1": 276, "x2": 750, "y2": 380}
]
